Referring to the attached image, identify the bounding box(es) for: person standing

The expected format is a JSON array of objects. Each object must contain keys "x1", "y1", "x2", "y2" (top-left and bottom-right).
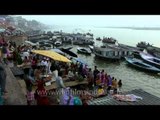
[
  {"x1": 87, "y1": 68, "x2": 93, "y2": 89},
  {"x1": 93, "y1": 66, "x2": 99, "y2": 86},
  {"x1": 34, "y1": 80, "x2": 50, "y2": 105},
  {"x1": 118, "y1": 79, "x2": 122, "y2": 92},
  {"x1": 1, "y1": 44, "x2": 8, "y2": 64}
]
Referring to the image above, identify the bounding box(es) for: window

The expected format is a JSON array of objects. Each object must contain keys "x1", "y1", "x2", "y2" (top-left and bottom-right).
[
  {"x1": 122, "y1": 51, "x2": 125, "y2": 55},
  {"x1": 108, "y1": 51, "x2": 114, "y2": 56},
  {"x1": 106, "y1": 52, "x2": 109, "y2": 56}
]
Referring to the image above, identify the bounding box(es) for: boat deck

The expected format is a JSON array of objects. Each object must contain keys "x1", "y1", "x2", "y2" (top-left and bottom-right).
[{"x1": 87, "y1": 89, "x2": 160, "y2": 105}]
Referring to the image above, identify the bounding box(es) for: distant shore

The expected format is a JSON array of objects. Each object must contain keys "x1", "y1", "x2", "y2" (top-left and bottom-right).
[{"x1": 98, "y1": 26, "x2": 160, "y2": 30}]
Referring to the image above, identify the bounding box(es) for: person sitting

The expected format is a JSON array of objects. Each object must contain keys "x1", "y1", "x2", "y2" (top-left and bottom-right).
[
  {"x1": 67, "y1": 70, "x2": 75, "y2": 81},
  {"x1": 56, "y1": 71, "x2": 66, "y2": 89}
]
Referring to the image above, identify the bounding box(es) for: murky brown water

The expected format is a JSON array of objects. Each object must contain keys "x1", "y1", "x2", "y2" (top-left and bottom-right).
[{"x1": 64, "y1": 44, "x2": 160, "y2": 98}]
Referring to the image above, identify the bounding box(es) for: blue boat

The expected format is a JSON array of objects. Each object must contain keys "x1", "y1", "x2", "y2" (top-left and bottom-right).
[
  {"x1": 125, "y1": 57, "x2": 160, "y2": 73},
  {"x1": 140, "y1": 52, "x2": 160, "y2": 69}
]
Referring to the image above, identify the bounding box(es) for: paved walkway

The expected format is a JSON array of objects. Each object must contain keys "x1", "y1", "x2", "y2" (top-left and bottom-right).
[
  {"x1": 4, "y1": 63, "x2": 27, "y2": 105},
  {"x1": 87, "y1": 89, "x2": 160, "y2": 105}
]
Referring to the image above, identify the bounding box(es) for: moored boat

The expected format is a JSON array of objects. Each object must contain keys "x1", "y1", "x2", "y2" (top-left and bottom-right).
[
  {"x1": 139, "y1": 52, "x2": 160, "y2": 69},
  {"x1": 125, "y1": 57, "x2": 160, "y2": 73},
  {"x1": 54, "y1": 41, "x2": 62, "y2": 46},
  {"x1": 102, "y1": 37, "x2": 117, "y2": 44},
  {"x1": 136, "y1": 41, "x2": 152, "y2": 49},
  {"x1": 64, "y1": 47, "x2": 73, "y2": 50},
  {"x1": 96, "y1": 37, "x2": 101, "y2": 41},
  {"x1": 77, "y1": 47, "x2": 91, "y2": 55},
  {"x1": 94, "y1": 45, "x2": 132, "y2": 60},
  {"x1": 61, "y1": 48, "x2": 78, "y2": 57}
]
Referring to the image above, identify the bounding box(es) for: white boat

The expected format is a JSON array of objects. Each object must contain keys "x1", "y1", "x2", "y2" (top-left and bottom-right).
[
  {"x1": 77, "y1": 47, "x2": 91, "y2": 55},
  {"x1": 54, "y1": 41, "x2": 62, "y2": 46}
]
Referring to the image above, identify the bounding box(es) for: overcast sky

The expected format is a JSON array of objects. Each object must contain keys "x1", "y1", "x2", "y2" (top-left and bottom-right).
[{"x1": 20, "y1": 15, "x2": 160, "y2": 27}]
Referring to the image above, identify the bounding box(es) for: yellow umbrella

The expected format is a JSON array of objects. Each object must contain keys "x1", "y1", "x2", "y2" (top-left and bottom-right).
[{"x1": 32, "y1": 50, "x2": 71, "y2": 63}]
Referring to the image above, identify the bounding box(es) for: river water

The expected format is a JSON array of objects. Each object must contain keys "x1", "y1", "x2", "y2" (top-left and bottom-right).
[{"x1": 49, "y1": 26, "x2": 160, "y2": 98}]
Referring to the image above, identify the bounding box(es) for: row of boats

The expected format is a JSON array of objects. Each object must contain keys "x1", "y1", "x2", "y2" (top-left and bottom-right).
[
  {"x1": 96, "y1": 37, "x2": 117, "y2": 43},
  {"x1": 125, "y1": 51, "x2": 160, "y2": 74},
  {"x1": 24, "y1": 34, "x2": 160, "y2": 74},
  {"x1": 77, "y1": 45, "x2": 160, "y2": 74}
]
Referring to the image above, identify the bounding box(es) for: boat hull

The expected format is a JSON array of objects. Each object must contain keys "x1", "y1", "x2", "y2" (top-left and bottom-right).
[
  {"x1": 77, "y1": 48, "x2": 91, "y2": 55},
  {"x1": 94, "y1": 53, "x2": 121, "y2": 60},
  {"x1": 125, "y1": 57, "x2": 160, "y2": 73},
  {"x1": 77, "y1": 49, "x2": 91, "y2": 55}
]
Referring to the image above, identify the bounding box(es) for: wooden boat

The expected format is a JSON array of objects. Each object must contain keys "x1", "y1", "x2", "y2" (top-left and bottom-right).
[
  {"x1": 61, "y1": 48, "x2": 78, "y2": 57},
  {"x1": 96, "y1": 37, "x2": 101, "y2": 41},
  {"x1": 77, "y1": 47, "x2": 91, "y2": 55},
  {"x1": 125, "y1": 57, "x2": 160, "y2": 73},
  {"x1": 140, "y1": 52, "x2": 160, "y2": 69},
  {"x1": 64, "y1": 47, "x2": 73, "y2": 50},
  {"x1": 102, "y1": 37, "x2": 117, "y2": 44},
  {"x1": 136, "y1": 41, "x2": 152, "y2": 49}
]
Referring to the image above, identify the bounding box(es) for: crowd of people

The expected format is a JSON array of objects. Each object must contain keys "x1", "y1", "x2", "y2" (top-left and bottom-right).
[{"x1": 0, "y1": 35, "x2": 123, "y2": 105}]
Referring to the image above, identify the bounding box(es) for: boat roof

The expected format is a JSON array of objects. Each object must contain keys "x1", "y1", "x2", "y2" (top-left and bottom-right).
[{"x1": 94, "y1": 45, "x2": 131, "y2": 52}]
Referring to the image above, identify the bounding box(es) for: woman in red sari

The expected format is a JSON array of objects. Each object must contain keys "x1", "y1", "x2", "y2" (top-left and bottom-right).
[{"x1": 34, "y1": 80, "x2": 50, "y2": 105}]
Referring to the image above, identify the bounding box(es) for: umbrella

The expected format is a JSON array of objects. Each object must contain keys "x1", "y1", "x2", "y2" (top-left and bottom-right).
[
  {"x1": 32, "y1": 50, "x2": 71, "y2": 63},
  {"x1": 61, "y1": 48, "x2": 78, "y2": 57}
]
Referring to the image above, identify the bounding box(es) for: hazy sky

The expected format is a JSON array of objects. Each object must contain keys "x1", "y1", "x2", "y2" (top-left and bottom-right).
[{"x1": 20, "y1": 15, "x2": 160, "y2": 27}]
